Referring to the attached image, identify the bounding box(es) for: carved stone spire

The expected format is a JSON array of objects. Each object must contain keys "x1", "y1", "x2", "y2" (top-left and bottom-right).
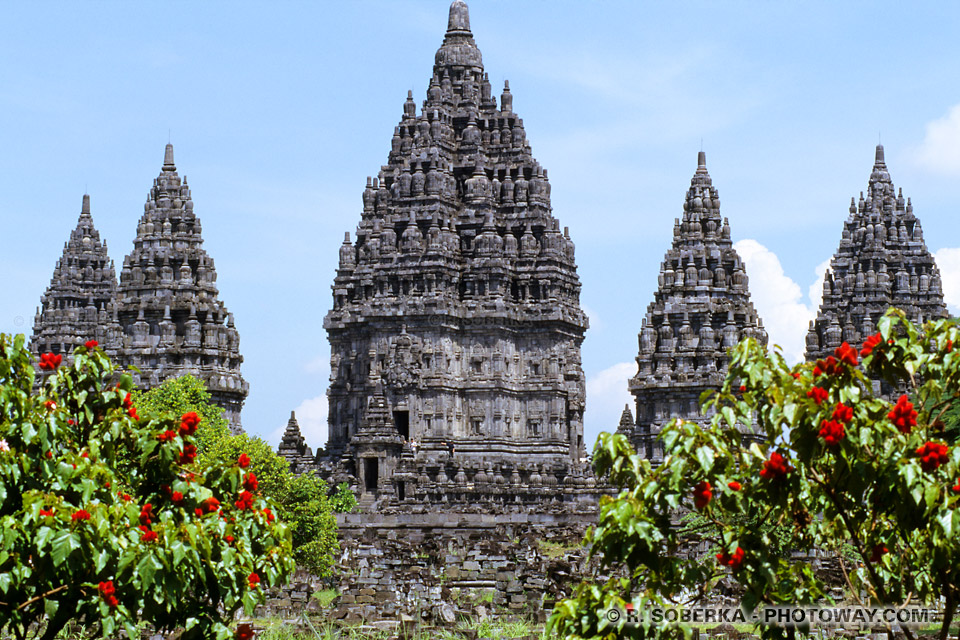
[
  {"x1": 277, "y1": 411, "x2": 315, "y2": 474},
  {"x1": 320, "y1": 0, "x2": 592, "y2": 509},
  {"x1": 622, "y1": 152, "x2": 767, "y2": 461},
  {"x1": 115, "y1": 144, "x2": 248, "y2": 431},
  {"x1": 31, "y1": 194, "x2": 121, "y2": 360},
  {"x1": 806, "y1": 146, "x2": 947, "y2": 365}
]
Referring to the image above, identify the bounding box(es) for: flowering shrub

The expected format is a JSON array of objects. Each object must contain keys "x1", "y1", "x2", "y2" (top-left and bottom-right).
[
  {"x1": 549, "y1": 310, "x2": 960, "y2": 640},
  {"x1": 0, "y1": 335, "x2": 294, "y2": 640}
]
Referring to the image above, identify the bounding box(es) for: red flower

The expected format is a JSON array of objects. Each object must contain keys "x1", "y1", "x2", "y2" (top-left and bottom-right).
[
  {"x1": 888, "y1": 395, "x2": 918, "y2": 434},
  {"x1": 248, "y1": 572, "x2": 261, "y2": 588},
  {"x1": 236, "y1": 624, "x2": 254, "y2": 640},
  {"x1": 195, "y1": 508, "x2": 204, "y2": 517},
  {"x1": 44, "y1": 400, "x2": 57, "y2": 411},
  {"x1": 238, "y1": 453, "x2": 251, "y2": 468},
  {"x1": 81, "y1": 451, "x2": 88, "y2": 458},
  {"x1": 739, "y1": 385, "x2": 746, "y2": 393},
  {"x1": 831, "y1": 402, "x2": 853, "y2": 423},
  {"x1": 172, "y1": 491, "x2": 184, "y2": 505},
  {"x1": 72, "y1": 509, "x2": 91, "y2": 522},
  {"x1": 235, "y1": 491, "x2": 255, "y2": 511},
  {"x1": 179, "y1": 443, "x2": 198, "y2": 465},
  {"x1": 791, "y1": 372, "x2": 801, "y2": 379},
  {"x1": 98, "y1": 581, "x2": 118, "y2": 608},
  {"x1": 39, "y1": 508, "x2": 54, "y2": 517},
  {"x1": 692, "y1": 481, "x2": 712, "y2": 510},
  {"x1": 835, "y1": 342, "x2": 858, "y2": 367},
  {"x1": 262, "y1": 508, "x2": 275, "y2": 522},
  {"x1": 119, "y1": 492, "x2": 131, "y2": 502},
  {"x1": 139, "y1": 503, "x2": 153, "y2": 526},
  {"x1": 84, "y1": 340, "x2": 98, "y2": 349},
  {"x1": 818, "y1": 419, "x2": 846, "y2": 446},
  {"x1": 952, "y1": 479, "x2": 960, "y2": 493},
  {"x1": 179, "y1": 411, "x2": 201, "y2": 436},
  {"x1": 868, "y1": 544, "x2": 888, "y2": 563},
  {"x1": 916, "y1": 441, "x2": 949, "y2": 472},
  {"x1": 806, "y1": 386, "x2": 828, "y2": 405},
  {"x1": 67, "y1": 419, "x2": 75, "y2": 426},
  {"x1": 813, "y1": 356, "x2": 840, "y2": 378},
  {"x1": 38, "y1": 353, "x2": 62, "y2": 371},
  {"x1": 202, "y1": 497, "x2": 221, "y2": 513},
  {"x1": 139, "y1": 525, "x2": 158, "y2": 543},
  {"x1": 157, "y1": 429, "x2": 177, "y2": 442},
  {"x1": 861, "y1": 333, "x2": 882, "y2": 358},
  {"x1": 225, "y1": 535, "x2": 235, "y2": 544},
  {"x1": 947, "y1": 339, "x2": 954, "y2": 353},
  {"x1": 122, "y1": 393, "x2": 133, "y2": 409},
  {"x1": 727, "y1": 481, "x2": 742, "y2": 492},
  {"x1": 128, "y1": 407, "x2": 139, "y2": 421},
  {"x1": 759, "y1": 451, "x2": 792, "y2": 482},
  {"x1": 243, "y1": 473, "x2": 258, "y2": 492},
  {"x1": 716, "y1": 546, "x2": 745, "y2": 571}
]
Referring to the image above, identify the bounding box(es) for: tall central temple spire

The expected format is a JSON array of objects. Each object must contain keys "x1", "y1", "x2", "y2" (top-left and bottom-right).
[
  {"x1": 317, "y1": 1, "x2": 593, "y2": 509},
  {"x1": 620, "y1": 153, "x2": 767, "y2": 461}
]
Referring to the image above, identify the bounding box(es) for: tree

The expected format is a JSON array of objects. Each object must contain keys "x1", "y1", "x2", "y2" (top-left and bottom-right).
[
  {"x1": 133, "y1": 375, "x2": 231, "y2": 456},
  {"x1": 549, "y1": 310, "x2": 960, "y2": 640},
  {"x1": 0, "y1": 336, "x2": 294, "y2": 640},
  {"x1": 204, "y1": 434, "x2": 341, "y2": 577}
]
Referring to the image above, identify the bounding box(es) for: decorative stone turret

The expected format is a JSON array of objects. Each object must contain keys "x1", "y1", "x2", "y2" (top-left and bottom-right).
[
  {"x1": 277, "y1": 411, "x2": 315, "y2": 475},
  {"x1": 31, "y1": 194, "x2": 122, "y2": 360},
  {"x1": 306, "y1": 0, "x2": 594, "y2": 510},
  {"x1": 621, "y1": 152, "x2": 768, "y2": 461},
  {"x1": 114, "y1": 144, "x2": 248, "y2": 431},
  {"x1": 806, "y1": 145, "x2": 947, "y2": 366}
]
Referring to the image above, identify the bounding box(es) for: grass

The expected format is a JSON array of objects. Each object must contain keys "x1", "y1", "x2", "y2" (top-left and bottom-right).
[
  {"x1": 312, "y1": 588, "x2": 339, "y2": 608},
  {"x1": 536, "y1": 538, "x2": 582, "y2": 559}
]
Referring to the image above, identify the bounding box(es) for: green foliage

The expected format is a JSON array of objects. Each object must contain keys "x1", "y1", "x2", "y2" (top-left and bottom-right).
[
  {"x1": 330, "y1": 482, "x2": 358, "y2": 513},
  {"x1": 204, "y1": 433, "x2": 340, "y2": 577},
  {"x1": 133, "y1": 375, "x2": 231, "y2": 455},
  {"x1": 312, "y1": 587, "x2": 339, "y2": 608},
  {"x1": 0, "y1": 335, "x2": 294, "y2": 640},
  {"x1": 549, "y1": 309, "x2": 960, "y2": 640}
]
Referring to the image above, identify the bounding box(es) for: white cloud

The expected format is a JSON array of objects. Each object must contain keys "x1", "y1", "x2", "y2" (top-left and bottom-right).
[
  {"x1": 735, "y1": 239, "x2": 826, "y2": 364},
  {"x1": 934, "y1": 247, "x2": 960, "y2": 315},
  {"x1": 584, "y1": 361, "x2": 636, "y2": 451},
  {"x1": 913, "y1": 104, "x2": 960, "y2": 176}
]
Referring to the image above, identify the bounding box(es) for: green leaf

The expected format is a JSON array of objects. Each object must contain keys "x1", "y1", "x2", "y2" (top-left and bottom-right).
[{"x1": 50, "y1": 531, "x2": 80, "y2": 566}]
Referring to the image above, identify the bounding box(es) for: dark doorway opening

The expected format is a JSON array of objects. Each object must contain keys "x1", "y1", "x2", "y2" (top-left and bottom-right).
[
  {"x1": 394, "y1": 410, "x2": 409, "y2": 440},
  {"x1": 397, "y1": 481, "x2": 406, "y2": 501},
  {"x1": 364, "y1": 458, "x2": 379, "y2": 493}
]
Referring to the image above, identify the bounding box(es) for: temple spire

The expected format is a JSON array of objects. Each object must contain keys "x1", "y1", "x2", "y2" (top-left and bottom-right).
[
  {"x1": 162, "y1": 143, "x2": 176, "y2": 172},
  {"x1": 697, "y1": 150, "x2": 707, "y2": 170},
  {"x1": 81, "y1": 193, "x2": 91, "y2": 216},
  {"x1": 447, "y1": 0, "x2": 471, "y2": 34}
]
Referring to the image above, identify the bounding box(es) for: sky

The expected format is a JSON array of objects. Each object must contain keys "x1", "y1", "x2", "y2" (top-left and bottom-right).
[{"x1": 3, "y1": 1, "x2": 960, "y2": 453}]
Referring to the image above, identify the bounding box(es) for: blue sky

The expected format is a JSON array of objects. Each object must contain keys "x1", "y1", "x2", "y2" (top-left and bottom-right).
[{"x1": 3, "y1": 1, "x2": 960, "y2": 451}]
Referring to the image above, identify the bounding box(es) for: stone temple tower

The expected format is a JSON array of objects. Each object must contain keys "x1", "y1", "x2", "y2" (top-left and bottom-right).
[
  {"x1": 620, "y1": 152, "x2": 768, "y2": 462},
  {"x1": 318, "y1": 1, "x2": 593, "y2": 507},
  {"x1": 114, "y1": 144, "x2": 249, "y2": 431},
  {"x1": 31, "y1": 194, "x2": 123, "y2": 361},
  {"x1": 806, "y1": 145, "x2": 947, "y2": 363}
]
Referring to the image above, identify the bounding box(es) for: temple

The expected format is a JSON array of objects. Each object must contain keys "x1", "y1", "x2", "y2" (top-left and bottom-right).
[
  {"x1": 30, "y1": 194, "x2": 122, "y2": 361},
  {"x1": 619, "y1": 152, "x2": 768, "y2": 461},
  {"x1": 112, "y1": 144, "x2": 249, "y2": 430},
  {"x1": 290, "y1": 0, "x2": 596, "y2": 509},
  {"x1": 806, "y1": 145, "x2": 948, "y2": 364}
]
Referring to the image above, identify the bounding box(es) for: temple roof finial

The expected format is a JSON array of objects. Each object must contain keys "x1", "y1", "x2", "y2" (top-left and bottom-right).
[
  {"x1": 81, "y1": 193, "x2": 91, "y2": 216},
  {"x1": 875, "y1": 144, "x2": 885, "y2": 166},
  {"x1": 163, "y1": 143, "x2": 175, "y2": 171},
  {"x1": 698, "y1": 150, "x2": 707, "y2": 169},
  {"x1": 448, "y1": 0, "x2": 470, "y2": 33}
]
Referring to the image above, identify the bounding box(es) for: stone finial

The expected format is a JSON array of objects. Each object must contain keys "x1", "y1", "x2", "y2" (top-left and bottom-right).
[
  {"x1": 81, "y1": 193, "x2": 91, "y2": 216},
  {"x1": 698, "y1": 150, "x2": 707, "y2": 169},
  {"x1": 447, "y1": 0, "x2": 470, "y2": 33},
  {"x1": 163, "y1": 143, "x2": 176, "y2": 171},
  {"x1": 875, "y1": 144, "x2": 885, "y2": 166}
]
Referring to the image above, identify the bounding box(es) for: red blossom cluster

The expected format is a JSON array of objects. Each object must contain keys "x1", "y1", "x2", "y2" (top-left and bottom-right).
[
  {"x1": 39, "y1": 508, "x2": 54, "y2": 517},
  {"x1": 727, "y1": 481, "x2": 742, "y2": 491},
  {"x1": 72, "y1": 509, "x2": 91, "y2": 522},
  {"x1": 818, "y1": 420, "x2": 845, "y2": 446},
  {"x1": 179, "y1": 443, "x2": 197, "y2": 465},
  {"x1": 38, "y1": 353, "x2": 62, "y2": 371},
  {"x1": 139, "y1": 525, "x2": 158, "y2": 543},
  {"x1": 860, "y1": 333, "x2": 883, "y2": 358},
  {"x1": 44, "y1": 400, "x2": 57, "y2": 411},
  {"x1": 716, "y1": 547, "x2": 745, "y2": 571},
  {"x1": 98, "y1": 581, "x2": 119, "y2": 608},
  {"x1": 157, "y1": 430, "x2": 177, "y2": 442},
  {"x1": 172, "y1": 491, "x2": 184, "y2": 505},
  {"x1": 225, "y1": 535, "x2": 235, "y2": 544},
  {"x1": 247, "y1": 572, "x2": 260, "y2": 588},
  {"x1": 692, "y1": 481, "x2": 712, "y2": 510},
  {"x1": 84, "y1": 340, "x2": 98, "y2": 349},
  {"x1": 868, "y1": 544, "x2": 888, "y2": 563},
  {"x1": 243, "y1": 473, "x2": 258, "y2": 492},
  {"x1": 235, "y1": 491, "x2": 255, "y2": 511},
  {"x1": 813, "y1": 343, "x2": 859, "y2": 378},
  {"x1": 262, "y1": 508, "x2": 275, "y2": 522},
  {"x1": 916, "y1": 442, "x2": 949, "y2": 472},
  {"x1": 117, "y1": 491, "x2": 132, "y2": 502},
  {"x1": 237, "y1": 453, "x2": 251, "y2": 468},
  {"x1": 179, "y1": 412, "x2": 201, "y2": 437},
  {"x1": 139, "y1": 504, "x2": 153, "y2": 526},
  {"x1": 953, "y1": 479, "x2": 960, "y2": 493},
  {"x1": 835, "y1": 342, "x2": 859, "y2": 367},
  {"x1": 759, "y1": 451, "x2": 792, "y2": 482},
  {"x1": 947, "y1": 339, "x2": 954, "y2": 353},
  {"x1": 888, "y1": 395, "x2": 918, "y2": 434},
  {"x1": 806, "y1": 386, "x2": 828, "y2": 404}
]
